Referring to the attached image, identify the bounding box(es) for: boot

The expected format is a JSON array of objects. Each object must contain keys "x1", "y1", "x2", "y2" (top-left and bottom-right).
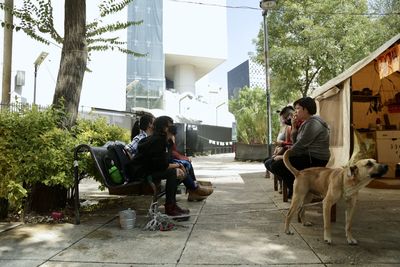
[
  {"x1": 165, "y1": 203, "x2": 184, "y2": 217},
  {"x1": 165, "y1": 203, "x2": 190, "y2": 216},
  {"x1": 187, "y1": 190, "x2": 207, "y2": 202},
  {"x1": 197, "y1": 180, "x2": 213, "y2": 187},
  {"x1": 192, "y1": 185, "x2": 213, "y2": 196},
  {"x1": 175, "y1": 203, "x2": 190, "y2": 214}
]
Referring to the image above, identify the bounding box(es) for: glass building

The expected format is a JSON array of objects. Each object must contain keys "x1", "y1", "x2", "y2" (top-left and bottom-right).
[
  {"x1": 126, "y1": 0, "x2": 227, "y2": 114},
  {"x1": 126, "y1": 0, "x2": 164, "y2": 110}
]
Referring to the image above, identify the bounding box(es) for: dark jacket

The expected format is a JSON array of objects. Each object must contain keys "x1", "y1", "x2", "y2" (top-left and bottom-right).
[
  {"x1": 290, "y1": 115, "x2": 330, "y2": 160},
  {"x1": 128, "y1": 132, "x2": 171, "y2": 179}
]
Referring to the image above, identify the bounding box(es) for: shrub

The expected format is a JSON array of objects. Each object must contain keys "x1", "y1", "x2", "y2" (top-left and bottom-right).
[
  {"x1": 0, "y1": 106, "x2": 74, "y2": 210},
  {"x1": 0, "y1": 107, "x2": 129, "y2": 211},
  {"x1": 229, "y1": 87, "x2": 268, "y2": 144}
]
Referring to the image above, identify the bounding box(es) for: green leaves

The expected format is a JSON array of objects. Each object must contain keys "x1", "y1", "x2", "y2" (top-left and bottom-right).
[
  {"x1": 0, "y1": 106, "x2": 129, "y2": 212},
  {"x1": 4, "y1": 0, "x2": 143, "y2": 57},
  {"x1": 99, "y1": 0, "x2": 134, "y2": 17},
  {"x1": 254, "y1": 0, "x2": 400, "y2": 100},
  {"x1": 229, "y1": 87, "x2": 267, "y2": 144},
  {"x1": 10, "y1": 0, "x2": 62, "y2": 45}
]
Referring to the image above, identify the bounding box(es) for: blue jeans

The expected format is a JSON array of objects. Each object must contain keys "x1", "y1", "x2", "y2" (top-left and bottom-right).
[{"x1": 171, "y1": 159, "x2": 197, "y2": 190}]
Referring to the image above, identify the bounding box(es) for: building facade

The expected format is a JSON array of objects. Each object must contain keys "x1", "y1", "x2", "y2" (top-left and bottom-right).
[
  {"x1": 126, "y1": 0, "x2": 227, "y2": 113},
  {"x1": 126, "y1": 0, "x2": 164, "y2": 110},
  {"x1": 227, "y1": 59, "x2": 266, "y2": 99}
]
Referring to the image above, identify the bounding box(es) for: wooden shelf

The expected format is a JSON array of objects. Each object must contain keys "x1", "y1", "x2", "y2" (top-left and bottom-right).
[{"x1": 352, "y1": 95, "x2": 380, "y2": 102}]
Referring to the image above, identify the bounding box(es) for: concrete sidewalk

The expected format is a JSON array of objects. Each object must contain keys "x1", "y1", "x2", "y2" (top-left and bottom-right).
[{"x1": 1, "y1": 153, "x2": 400, "y2": 266}]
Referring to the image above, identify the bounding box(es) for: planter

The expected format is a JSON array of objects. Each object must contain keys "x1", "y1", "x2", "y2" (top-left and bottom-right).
[
  {"x1": 0, "y1": 198, "x2": 9, "y2": 219},
  {"x1": 235, "y1": 142, "x2": 271, "y2": 161}
]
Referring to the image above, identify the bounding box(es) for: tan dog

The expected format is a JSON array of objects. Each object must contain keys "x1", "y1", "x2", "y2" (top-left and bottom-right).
[{"x1": 282, "y1": 150, "x2": 388, "y2": 245}]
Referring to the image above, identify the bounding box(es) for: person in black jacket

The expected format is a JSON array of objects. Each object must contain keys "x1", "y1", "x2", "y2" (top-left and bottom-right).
[{"x1": 128, "y1": 116, "x2": 189, "y2": 217}]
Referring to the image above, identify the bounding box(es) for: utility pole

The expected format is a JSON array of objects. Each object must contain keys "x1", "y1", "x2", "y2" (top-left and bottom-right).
[
  {"x1": 260, "y1": 0, "x2": 276, "y2": 158},
  {"x1": 1, "y1": 0, "x2": 14, "y2": 106}
]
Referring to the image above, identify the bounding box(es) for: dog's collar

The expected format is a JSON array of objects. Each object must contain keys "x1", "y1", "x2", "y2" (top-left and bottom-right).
[{"x1": 343, "y1": 178, "x2": 372, "y2": 199}]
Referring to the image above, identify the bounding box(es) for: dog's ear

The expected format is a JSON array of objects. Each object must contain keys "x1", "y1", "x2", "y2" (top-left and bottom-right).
[{"x1": 347, "y1": 165, "x2": 358, "y2": 179}]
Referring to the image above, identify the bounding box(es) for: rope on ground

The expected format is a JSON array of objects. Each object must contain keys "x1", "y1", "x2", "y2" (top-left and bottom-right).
[{"x1": 143, "y1": 202, "x2": 175, "y2": 231}]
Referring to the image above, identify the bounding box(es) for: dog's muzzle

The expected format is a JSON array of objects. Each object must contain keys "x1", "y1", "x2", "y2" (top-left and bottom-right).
[{"x1": 371, "y1": 164, "x2": 388, "y2": 178}]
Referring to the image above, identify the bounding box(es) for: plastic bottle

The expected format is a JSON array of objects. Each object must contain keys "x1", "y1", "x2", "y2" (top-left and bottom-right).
[
  {"x1": 119, "y1": 208, "x2": 136, "y2": 229},
  {"x1": 109, "y1": 165, "x2": 123, "y2": 184}
]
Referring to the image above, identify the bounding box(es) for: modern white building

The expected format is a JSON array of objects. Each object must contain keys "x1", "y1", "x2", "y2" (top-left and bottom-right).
[
  {"x1": 126, "y1": 0, "x2": 233, "y2": 126},
  {"x1": 0, "y1": 1, "x2": 234, "y2": 127}
]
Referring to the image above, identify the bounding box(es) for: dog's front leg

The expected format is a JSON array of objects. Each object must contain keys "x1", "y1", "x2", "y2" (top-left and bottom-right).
[
  {"x1": 322, "y1": 196, "x2": 338, "y2": 244},
  {"x1": 345, "y1": 195, "x2": 358, "y2": 245}
]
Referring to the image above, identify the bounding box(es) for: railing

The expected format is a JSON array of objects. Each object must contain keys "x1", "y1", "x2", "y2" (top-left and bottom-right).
[{"x1": 0, "y1": 102, "x2": 48, "y2": 112}]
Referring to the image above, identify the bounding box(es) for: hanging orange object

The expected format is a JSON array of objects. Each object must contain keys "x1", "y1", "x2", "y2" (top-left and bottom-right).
[{"x1": 377, "y1": 44, "x2": 400, "y2": 79}]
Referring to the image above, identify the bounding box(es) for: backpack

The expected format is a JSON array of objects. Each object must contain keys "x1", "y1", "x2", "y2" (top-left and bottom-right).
[{"x1": 103, "y1": 142, "x2": 132, "y2": 184}]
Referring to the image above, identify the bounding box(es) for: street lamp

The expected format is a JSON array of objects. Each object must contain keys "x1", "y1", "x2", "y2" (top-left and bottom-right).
[
  {"x1": 260, "y1": 0, "x2": 276, "y2": 157},
  {"x1": 33, "y1": 51, "x2": 49, "y2": 105},
  {"x1": 178, "y1": 93, "x2": 193, "y2": 114},
  {"x1": 215, "y1": 101, "x2": 226, "y2": 126}
]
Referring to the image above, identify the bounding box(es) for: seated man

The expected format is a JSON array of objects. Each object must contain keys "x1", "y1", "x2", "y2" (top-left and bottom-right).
[{"x1": 125, "y1": 114, "x2": 155, "y2": 159}]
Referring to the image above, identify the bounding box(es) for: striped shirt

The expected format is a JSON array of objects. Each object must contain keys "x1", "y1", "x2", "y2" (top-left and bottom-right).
[{"x1": 124, "y1": 130, "x2": 148, "y2": 158}]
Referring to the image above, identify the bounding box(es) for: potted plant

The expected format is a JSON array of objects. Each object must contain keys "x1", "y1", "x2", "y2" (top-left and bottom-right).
[{"x1": 229, "y1": 86, "x2": 271, "y2": 161}]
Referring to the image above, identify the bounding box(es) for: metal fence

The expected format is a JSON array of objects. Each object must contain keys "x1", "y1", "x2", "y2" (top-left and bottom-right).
[
  {"x1": 1, "y1": 103, "x2": 234, "y2": 155},
  {"x1": 0, "y1": 102, "x2": 49, "y2": 112},
  {"x1": 175, "y1": 123, "x2": 233, "y2": 156}
]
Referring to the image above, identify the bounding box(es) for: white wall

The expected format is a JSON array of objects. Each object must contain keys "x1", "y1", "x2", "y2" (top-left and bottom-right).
[{"x1": 163, "y1": 0, "x2": 227, "y2": 60}]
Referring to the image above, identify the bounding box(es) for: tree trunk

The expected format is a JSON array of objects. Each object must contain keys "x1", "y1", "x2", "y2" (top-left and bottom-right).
[{"x1": 52, "y1": 0, "x2": 87, "y2": 128}]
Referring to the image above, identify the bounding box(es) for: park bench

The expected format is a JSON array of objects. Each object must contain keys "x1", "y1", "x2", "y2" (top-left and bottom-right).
[{"x1": 73, "y1": 144, "x2": 165, "y2": 225}]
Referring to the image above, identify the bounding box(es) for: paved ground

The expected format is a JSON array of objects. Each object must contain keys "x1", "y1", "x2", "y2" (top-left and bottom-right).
[{"x1": 1, "y1": 153, "x2": 400, "y2": 266}]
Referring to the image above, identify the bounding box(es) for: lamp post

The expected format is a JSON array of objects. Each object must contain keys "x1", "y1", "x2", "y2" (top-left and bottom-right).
[
  {"x1": 178, "y1": 93, "x2": 193, "y2": 114},
  {"x1": 33, "y1": 52, "x2": 48, "y2": 105},
  {"x1": 215, "y1": 101, "x2": 226, "y2": 126},
  {"x1": 260, "y1": 0, "x2": 276, "y2": 157}
]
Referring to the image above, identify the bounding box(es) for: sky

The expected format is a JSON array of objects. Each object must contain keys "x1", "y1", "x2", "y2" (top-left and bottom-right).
[
  {"x1": 0, "y1": 0, "x2": 263, "y2": 111},
  {"x1": 208, "y1": 0, "x2": 262, "y2": 89}
]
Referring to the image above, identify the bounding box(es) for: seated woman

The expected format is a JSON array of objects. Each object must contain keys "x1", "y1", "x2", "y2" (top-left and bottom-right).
[
  {"x1": 264, "y1": 106, "x2": 294, "y2": 183},
  {"x1": 270, "y1": 97, "x2": 330, "y2": 199},
  {"x1": 127, "y1": 116, "x2": 189, "y2": 217}
]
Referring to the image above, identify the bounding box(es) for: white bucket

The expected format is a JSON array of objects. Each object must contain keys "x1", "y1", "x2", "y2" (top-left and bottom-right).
[{"x1": 119, "y1": 208, "x2": 136, "y2": 230}]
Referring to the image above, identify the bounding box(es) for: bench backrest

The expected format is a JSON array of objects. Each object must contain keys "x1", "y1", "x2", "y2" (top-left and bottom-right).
[{"x1": 89, "y1": 146, "x2": 117, "y2": 187}]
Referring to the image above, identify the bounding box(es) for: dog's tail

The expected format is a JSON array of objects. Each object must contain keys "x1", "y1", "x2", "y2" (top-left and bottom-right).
[{"x1": 283, "y1": 149, "x2": 300, "y2": 176}]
